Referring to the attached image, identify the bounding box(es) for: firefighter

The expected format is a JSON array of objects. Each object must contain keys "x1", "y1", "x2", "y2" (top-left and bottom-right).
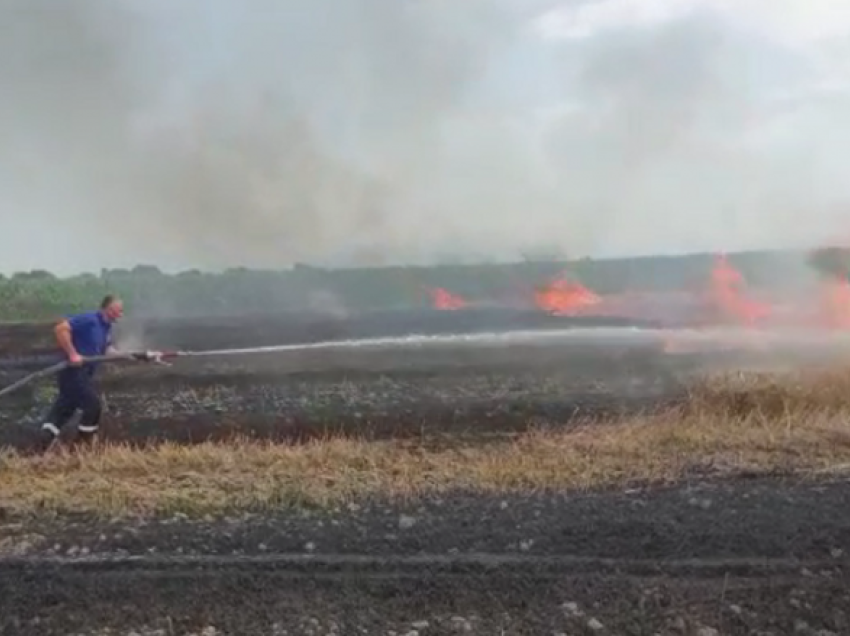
[{"x1": 36, "y1": 294, "x2": 125, "y2": 452}]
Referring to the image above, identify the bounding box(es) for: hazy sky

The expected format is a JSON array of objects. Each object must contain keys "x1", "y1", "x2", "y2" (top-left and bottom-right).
[{"x1": 1, "y1": 0, "x2": 849, "y2": 275}]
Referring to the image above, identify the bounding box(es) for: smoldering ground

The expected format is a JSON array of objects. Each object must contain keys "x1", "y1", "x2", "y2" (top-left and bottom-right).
[{"x1": 0, "y1": 0, "x2": 848, "y2": 275}]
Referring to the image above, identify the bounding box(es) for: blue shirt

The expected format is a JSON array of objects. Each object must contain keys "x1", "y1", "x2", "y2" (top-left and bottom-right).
[{"x1": 66, "y1": 311, "x2": 112, "y2": 358}]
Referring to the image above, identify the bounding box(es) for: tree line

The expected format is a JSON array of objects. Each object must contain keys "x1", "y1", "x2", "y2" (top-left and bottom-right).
[{"x1": 0, "y1": 247, "x2": 842, "y2": 322}]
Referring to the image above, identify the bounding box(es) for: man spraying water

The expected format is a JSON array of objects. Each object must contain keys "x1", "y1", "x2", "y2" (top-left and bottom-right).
[{"x1": 37, "y1": 295, "x2": 125, "y2": 452}]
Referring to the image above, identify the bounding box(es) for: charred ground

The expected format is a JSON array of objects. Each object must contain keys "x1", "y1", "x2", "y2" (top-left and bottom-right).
[
  {"x1": 0, "y1": 310, "x2": 679, "y2": 449},
  {"x1": 1, "y1": 312, "x2": 850, "y2": 635},
  {"x1": 3, "y1": 479, "x2": 850, "y2": 635}
]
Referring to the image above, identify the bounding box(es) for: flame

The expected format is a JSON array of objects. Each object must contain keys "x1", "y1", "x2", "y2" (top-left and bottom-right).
[
  {"x1": 423, "y1": 250, "x2": 850, "y2": 338},
  {"x1": 535, "y1": 276, "x2": 600, "y2": 314},
  {"x1": 708, "y1": 253, "x2": 770, "y2": 326},
  {"x1": 429, "y1": 287, "x2": 466, "y2": 310}
]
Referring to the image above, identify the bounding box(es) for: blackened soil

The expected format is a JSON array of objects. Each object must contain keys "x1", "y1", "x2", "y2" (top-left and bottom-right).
[
  {"x1": 0, "y1": 340, "x2": 688, "y2": 451},
  {"x1": 2, "y1": 479, "x2": 850, "y2": 635},
  {"x1": 0, "y1": 312, "x2": 827, "y2": 451},
  {"x1": 5, "y1": 479, "x2": 850, "y2": 560},
  {"x1": 2, "y1": 568, "x2": 848, "y2": 635}
]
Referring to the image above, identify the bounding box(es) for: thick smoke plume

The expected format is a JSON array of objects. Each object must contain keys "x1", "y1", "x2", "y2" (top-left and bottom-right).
[{"x1": 0, "y1": 0, "x2": 848, "y2": 274}]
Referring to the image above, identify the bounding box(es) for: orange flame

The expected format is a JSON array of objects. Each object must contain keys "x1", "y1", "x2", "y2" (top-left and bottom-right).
[
  {"x1": 429, "y1": 287, "x2": 466, "y2": 310},
  {"x1": 708, "y1": 253, "x2": 770, "y2": 326},
  {"x1": 535, "y1": 276, "x2": 600, "y2": 314}
]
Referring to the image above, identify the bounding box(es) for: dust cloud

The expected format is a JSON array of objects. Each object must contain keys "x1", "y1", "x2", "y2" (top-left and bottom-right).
[{"x1": 0, "y1": 0, "x2": 848, "y2": 275}]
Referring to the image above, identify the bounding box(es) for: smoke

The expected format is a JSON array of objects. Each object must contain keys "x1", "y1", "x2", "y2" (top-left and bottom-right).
[
  {"x1": 0, "y1": 0, "x2": 849, "y2": 274},
  {"x1": 542, "y1": 6, "x2": 850, "y2": 259}
]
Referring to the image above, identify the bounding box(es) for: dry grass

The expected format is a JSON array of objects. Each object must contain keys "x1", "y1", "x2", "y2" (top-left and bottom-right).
[
  {"x1": 686, "y1": 366, "x2": 850, "y2": 418},
  {"x1": 3, "y1": 368, "x2": 850, "y2": 518}
]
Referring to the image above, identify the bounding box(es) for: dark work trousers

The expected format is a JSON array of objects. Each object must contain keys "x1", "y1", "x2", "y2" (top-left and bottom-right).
[{"x1": 41, "y1": 365, "x2": 102, "y2": 442}]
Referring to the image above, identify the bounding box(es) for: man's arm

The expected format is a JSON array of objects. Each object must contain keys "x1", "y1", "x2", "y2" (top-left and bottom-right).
[{"x1": 54, "y1": 319, "x2": 83, "y2": 365}]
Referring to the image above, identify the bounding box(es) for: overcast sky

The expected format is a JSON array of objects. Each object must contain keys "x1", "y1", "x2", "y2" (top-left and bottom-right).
[{"x1": 1, "y1": 0, "x2": 849, "y2": 275}]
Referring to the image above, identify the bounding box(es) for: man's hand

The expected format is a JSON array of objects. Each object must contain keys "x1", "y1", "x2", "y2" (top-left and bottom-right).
[{"x1": 68, "y1": 352, "x2": 84, "y2": 366}]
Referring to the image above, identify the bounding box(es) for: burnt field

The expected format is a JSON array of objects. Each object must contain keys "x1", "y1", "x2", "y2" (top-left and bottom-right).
[
  {"x1": 2, "y1": 311, "x2": 850, "y2": 635},
  {"x1": 0, "y1": 309, "x2": 683, "y2": 450},
  {"x1": 1, "y1": 338, "x2": 683, "y2": 450},
  {"x1": 3, "y1": 480, "x2": 850, "y2": 636},
  {"x1": 0, "y1": 308, "x2": 837, "y2": 448}
]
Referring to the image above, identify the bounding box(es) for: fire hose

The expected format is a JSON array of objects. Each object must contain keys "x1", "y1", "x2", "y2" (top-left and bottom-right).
[
  {"x1": 0, "y1": 350, "x2": 177, "y2": 399},
  {"x1": 0, "y1": 338, "x2": 405, "y2": 400},
  {"x1": 1, "y1": 326, "x2": 628, "y2": 401}
]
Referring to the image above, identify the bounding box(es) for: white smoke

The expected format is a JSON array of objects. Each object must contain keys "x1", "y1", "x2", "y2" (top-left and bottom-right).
[{"x1": 0, "y1": 0, "x2": 848, "y2": 274}]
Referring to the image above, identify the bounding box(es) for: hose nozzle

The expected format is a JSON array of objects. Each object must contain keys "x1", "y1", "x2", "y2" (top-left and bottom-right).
[{"x1": 131, "y1": 350, "x2": 171, "y2": 365}]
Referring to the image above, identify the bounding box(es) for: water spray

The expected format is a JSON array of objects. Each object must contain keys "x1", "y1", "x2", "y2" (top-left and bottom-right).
[
  {"x1": 4, "y1": 324, "x2": 850, "y2": 401},
  {"x1": 0, "y1": 327, "x2": 673, "y2": 400}
]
